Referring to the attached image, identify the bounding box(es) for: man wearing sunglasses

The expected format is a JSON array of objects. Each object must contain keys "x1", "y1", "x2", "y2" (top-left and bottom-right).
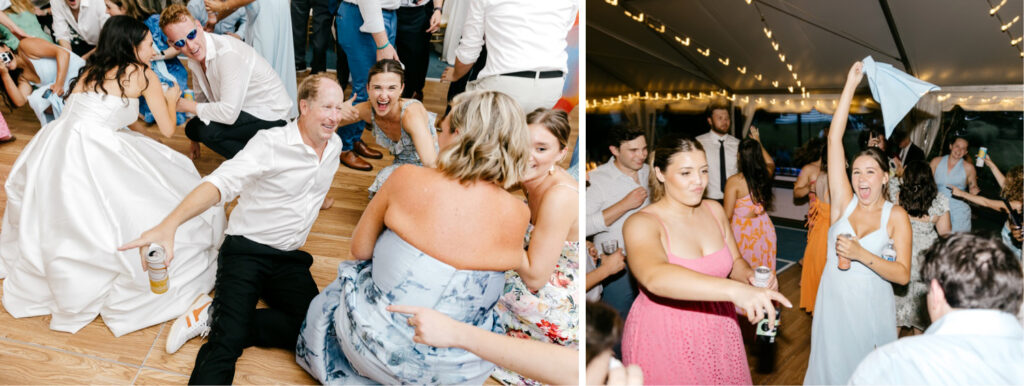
[{"x1": 158, "y1": 4, "x2": 292, "y2": 161}]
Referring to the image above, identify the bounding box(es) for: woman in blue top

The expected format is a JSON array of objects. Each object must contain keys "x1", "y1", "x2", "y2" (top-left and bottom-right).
[
  {"x1": 804, "y1": 61, "x2": 913, "y2": 385},
  {"x1": 930, "y1": 136, "x2": 979, "y2": 232}
]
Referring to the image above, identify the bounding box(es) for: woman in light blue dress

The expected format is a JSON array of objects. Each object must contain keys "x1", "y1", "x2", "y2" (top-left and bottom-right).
[
  {"x1": 205, "y1": 0, "x2": 297, "y2": 118},
  {"x1": 804, "y1": 62, "x2": 913, "y2": 385},
  {"x1": 296, "y1": 90, "x2": 532, "y2": 384},
  {"x1": 0, "y1": 37, "x2": 84, "y2": 125},
  {"x1": 931, "y1": 137, "x2": 978, "y2": 232}
]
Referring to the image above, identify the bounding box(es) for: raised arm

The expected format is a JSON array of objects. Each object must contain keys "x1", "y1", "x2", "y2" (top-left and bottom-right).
[
  {"x1": 984, "y1": 156, "x2": 1005, "y2": 188},
  {"x1": 402, "y1": 103, "x2": 437, "y2": 167},
  {"x1": 388, "y1": 304, "x2": 578, "y2": 385},
  {"x1": 517, "y1": 185, "x2": 577, "y2": 292},
  {"x1": 623, "y1": 211, "x2": 789, "y2": 325},
  {"x1": 828, "y1": 62, "x2": 863, "y2": 222}
]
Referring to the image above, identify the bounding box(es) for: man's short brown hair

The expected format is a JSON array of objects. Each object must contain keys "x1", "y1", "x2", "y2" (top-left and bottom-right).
[{"x1": 159, "y1": 3, "x2": 193, "y2": 30}]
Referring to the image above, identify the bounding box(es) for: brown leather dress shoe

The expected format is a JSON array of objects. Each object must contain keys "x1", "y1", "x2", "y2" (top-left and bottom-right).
[
  {"x1": 353, "y1": 141, "x2": 383, "y2": 159},
  {"x1": 340, "y1": 150, "x2": 372, "y2": 171}
]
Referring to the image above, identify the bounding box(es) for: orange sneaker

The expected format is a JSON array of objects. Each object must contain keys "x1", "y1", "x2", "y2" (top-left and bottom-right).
[{"x1": 166, "y1": 293, "x2": 213, "y2": 354}]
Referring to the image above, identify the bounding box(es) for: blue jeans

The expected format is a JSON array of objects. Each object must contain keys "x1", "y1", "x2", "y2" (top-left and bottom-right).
[{"x1": 335, "y1": 2, "x2": 396, "y2": 151}]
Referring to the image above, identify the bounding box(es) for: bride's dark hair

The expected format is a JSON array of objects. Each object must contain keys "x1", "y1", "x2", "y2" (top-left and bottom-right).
[{"x1": 66, "y1": 15, "x2": 150, "y2": 103}]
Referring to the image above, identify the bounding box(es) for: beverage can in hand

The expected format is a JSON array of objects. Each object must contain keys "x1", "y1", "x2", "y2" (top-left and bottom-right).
[
  {"x1": 753, "y1": 266, "x2": 771, "y2": 288},
  {"x1": 184, "y1": 89, "x2": 194, "y2": 101},
  {"x1": 146, "y1": 243, "x2": 169, "y2": 294},
  {"x1": 837, "y1": 233, "x2": 853, "y2": 270},
  {"x1": 976, "y1": 147, "x2": 987, "y2": 167}
]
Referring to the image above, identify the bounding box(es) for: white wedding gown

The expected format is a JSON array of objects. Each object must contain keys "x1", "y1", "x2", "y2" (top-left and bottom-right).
[{"x1": 0, "y1": 92, "x2": 226, "y2": 337}]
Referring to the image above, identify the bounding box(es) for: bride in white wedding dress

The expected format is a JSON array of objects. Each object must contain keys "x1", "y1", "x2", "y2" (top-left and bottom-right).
[{"x1": 0, "y1": 16, "x2": 225, "y2": 337}]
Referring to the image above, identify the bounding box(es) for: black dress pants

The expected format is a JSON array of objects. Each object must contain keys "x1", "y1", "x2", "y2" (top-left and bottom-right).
[
  {"x1": 184, "y1": 111, "x2": 286, "y2": 159},
  {"x1": 291, "y1": 0, "x2": 333, "y2": 72},
  {"x1": 188, "y1": 235, "x2": 319, "y2": 385},
  {"x1": 396, "y1": 4, "x2": 432, "y2": 100}
]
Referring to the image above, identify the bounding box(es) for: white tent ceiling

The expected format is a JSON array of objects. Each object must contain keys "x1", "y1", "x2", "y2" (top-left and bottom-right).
[{"x1": 587, "y1": 0, "x2": 1024, "y2": 99}]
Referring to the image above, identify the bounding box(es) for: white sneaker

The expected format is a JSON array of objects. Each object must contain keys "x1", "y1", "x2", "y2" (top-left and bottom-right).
[{"x1": 166, "y1": 293, "x2": 213, "y2": 354}]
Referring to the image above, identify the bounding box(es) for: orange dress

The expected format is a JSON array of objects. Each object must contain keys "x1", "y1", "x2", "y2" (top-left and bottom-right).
[
  {"x1": 729, "y1": 195, "x2": 777, "y2": 272},
  {"x1": 800, "y1": 197, "x2": 830, "y2": 313}
]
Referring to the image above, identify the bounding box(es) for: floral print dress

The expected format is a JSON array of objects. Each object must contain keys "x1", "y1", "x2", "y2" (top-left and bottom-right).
[{"x1": 492, "y1": 226, "x2": 580, "y2": 385}]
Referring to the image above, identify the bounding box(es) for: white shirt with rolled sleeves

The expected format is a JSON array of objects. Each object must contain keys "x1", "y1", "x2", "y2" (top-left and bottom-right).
[
  {"x1": 695, "y1": 130, "x2": 739, "y2": 200},
  {"x1": 848, "y1": 309, "x2": 1024, "y2": 385},
  {"x1": 586, "y1": 157, "x2": 650, "y2": 259},
  {"x1": 201, "y1": 121, "x2": 341, "y2": 251},
  {"x1": 343, "y1": 0, "x2": 399, "y2": 34},
  {"x1": 454, "y1": 0, "x2": 576, "y2": 79},
  {"x1": 50, "y1": 0, "x2": 109, "y2": 46},
  {"x1": 187, "y1": 33, "x2": 292, "y2": 126}
]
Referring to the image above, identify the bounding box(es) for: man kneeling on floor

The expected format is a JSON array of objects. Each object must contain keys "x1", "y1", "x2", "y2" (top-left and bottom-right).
[{"x1": 120, "y1": 74, "x2": 357, "y2": 384}]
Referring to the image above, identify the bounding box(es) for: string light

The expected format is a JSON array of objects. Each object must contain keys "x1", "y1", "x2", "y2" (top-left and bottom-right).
[
  {"x1": 990, "y1": 0, "x2": 1006, "y2": 15},
  {"x1": 737, "y1": 66, "x2": 747, "y2": 74},
  {"x1": 748, "y1": 1, "x2": 801, "y2": 92},
  {"x1": 1000, "y1": 15, "x2": 1019, "y2": 31},
  {"x1": 718, "y1": 57, "x2": 730, "y2": 66},
  {"x1": 984, "y1": 0, "x2": 1024, "y2": 57}
]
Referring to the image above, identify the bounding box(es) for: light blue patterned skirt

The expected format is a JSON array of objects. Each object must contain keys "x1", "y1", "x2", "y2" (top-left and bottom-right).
[{"x1": 296, "y1": 230, "x2": 504, "y2": 384}]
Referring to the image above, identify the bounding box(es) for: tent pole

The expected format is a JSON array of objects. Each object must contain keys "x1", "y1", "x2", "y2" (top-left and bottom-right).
[{"x1": 877, "y1": 0, "x2": 914, "y2": 75}]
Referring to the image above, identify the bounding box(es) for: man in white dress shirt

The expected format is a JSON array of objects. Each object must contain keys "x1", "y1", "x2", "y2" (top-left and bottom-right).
[
  {"x1": 849, "y1": 233, "x2": 1024, "y2": 385},
  {"x1": 51, "y1": 0, "x2": 109, "y2": 58},
  {"x1": 442, "y1": 0, "x2": 577, "y2": 113},
  {"x1": 160, "y1": 4, "x2": 293, "y2": 160},
  {"x1": 695, "y1": 100, "x2": 773, "y2": 202},
  {"x1": 120, "y1": 74, "x2": 358, "y2": 384},
  {"x1": 586, "y1": 124, "x2": 649, "y2": 320}
]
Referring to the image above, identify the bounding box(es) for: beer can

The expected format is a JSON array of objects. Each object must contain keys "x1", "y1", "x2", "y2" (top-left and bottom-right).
[
  {"x1": 976, "y1": 147, "x2": 987, "y2": 167},
  {"x1": 184, "y1": 89, "x2": 194, "y2": 101},
  {"x1": 146, "y1": 243, "x2": 169, "y2": 294}
]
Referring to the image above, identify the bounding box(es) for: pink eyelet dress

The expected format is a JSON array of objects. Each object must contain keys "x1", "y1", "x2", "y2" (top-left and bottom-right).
[{"x1": 622, "y1": 202, "x2": 752, "y2": 385}]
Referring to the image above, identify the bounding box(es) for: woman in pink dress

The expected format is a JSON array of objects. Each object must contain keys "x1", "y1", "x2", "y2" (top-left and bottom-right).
[
  {"x1": 621, "y1": 137, "x2": 791, "y2": 385},
  {"x1": 725, "y1": 136, "x2": 777, "y2": 273}
]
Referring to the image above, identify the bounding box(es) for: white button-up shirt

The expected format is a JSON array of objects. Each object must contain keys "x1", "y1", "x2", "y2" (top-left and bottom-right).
[
  {"x1": 849, "y1": 309, "x2": 1024, "y2": 385},
  {"x1": 695, "y1": 130, "x2": 739, "y2": 200},
  {"x1": 202, "y1": 121, "x2": 341, "y2": 251},
  {"x1": 188, "y1": 33, "x2": 292, "y2": 125},
  {"x1": 454, "y1": 0, "x2": 576, "y2": 79},
  {"x1": 586, "y1": 158, "x2": 650, "y2": 246},
  {"x1": 343, "y1": 0, "x2": 400, "y2": 34},
  {"x1": 51, "y1": 0, "x2": 109, "y2": 46}
]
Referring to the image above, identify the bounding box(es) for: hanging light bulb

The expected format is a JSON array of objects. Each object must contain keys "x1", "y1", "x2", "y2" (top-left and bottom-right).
[
  {"x1": 772, "y1": 81, "x2": 779, "y2": 87},
  {"x1": 718, "y1": 57, "x2": 730, "y2": 66},
  {"x1": 779, "y1": 53, "x2": 786, "y2": 62},
  {"x1": 605, "y1": 0, "x2": 618, "y2": 5},
  {"x1": 788, "y1": 86, "x2": 794, "y2": 93},
  {"x1": 991, "y1": 0, "x2": 1007, "y2": 15},
  {"x1": 1011, "y1": 36, "x2": 1023, "y2": 45},
  {"x1": 787, "y1": 63, "x2": 793, "y2": 71},
  {"x1": 771, "y1": 41, "x2": 779, "y2": 51},
  {"x1": 754, "y1": 74, "x2": 763, "y2": 81},
  {"x1": 1001, "y1": 16, "x2": 1019, "y2": 31},
  {"x1": 737, "y1": 66, "x2": 747, "y2": 74},
  {"x1": 763, "y1": 27, "x2": 772, "y2": 38}
]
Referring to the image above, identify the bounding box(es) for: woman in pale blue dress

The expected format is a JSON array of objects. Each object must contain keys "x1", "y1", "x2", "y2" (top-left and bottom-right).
[
  {"x1": 205, "y1": 0, "x2": 296, "y2": 118},
  {"x1": 930, "y1": 137, "x2": 978, "y2": 232},
  {"x1": 296, "y1": 90, "x2": 531, "y2": 384},
  {"x1": 804, "y1": 62, "x2": 913, "y2": 385}
]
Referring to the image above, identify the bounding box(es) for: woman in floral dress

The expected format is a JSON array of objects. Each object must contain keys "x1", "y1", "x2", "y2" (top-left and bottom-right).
[{"x1": 494, "y1": 108, "x2": 579, "y2": 385}]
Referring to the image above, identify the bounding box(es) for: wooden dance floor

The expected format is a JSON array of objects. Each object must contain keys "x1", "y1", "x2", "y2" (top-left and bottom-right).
[{"x1": 0, "y1": 74, "x2": 579, "y2": 384}]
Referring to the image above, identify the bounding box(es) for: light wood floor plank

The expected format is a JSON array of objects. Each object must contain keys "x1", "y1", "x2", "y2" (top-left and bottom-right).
[{"x1": 0, "y1": 338, "x2": 139, "y2": 384}]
